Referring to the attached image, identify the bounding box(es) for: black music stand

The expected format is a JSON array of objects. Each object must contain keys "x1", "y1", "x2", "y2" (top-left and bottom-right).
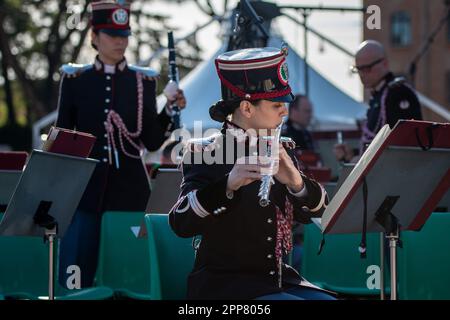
[
  {"x1": 0, "y1": 170, "x2": 21, "y2": 212},
  {"x1": 129, "y1": 168, "x2": 182, "y2": 238},
  {"x1": 146, "y1": 168, "x2": 182, "y2": 214},
  {"x1": 0, "y1": 150, "x2": 97, "y2": 300},
  {"x1": 318, "y1": 121, "x2": 450, "y2": 300}
]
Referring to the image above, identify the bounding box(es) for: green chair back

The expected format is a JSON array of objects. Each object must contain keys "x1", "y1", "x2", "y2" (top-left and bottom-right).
[
  {"x1": 144, "y1": 214, "x2": 195, "y2": 300},
  {"x1": 95, "y1": 211, "x2": 151, "y2": 299},
  {"x1": 0, "y1": 233, "x2": 49, "y2": 298},
  {"x1": 398, "y1": 212, "x2": 450, "y2": 299},
  {"x1": 301, "y1": 223, "x2": 388, "y2": 296}
]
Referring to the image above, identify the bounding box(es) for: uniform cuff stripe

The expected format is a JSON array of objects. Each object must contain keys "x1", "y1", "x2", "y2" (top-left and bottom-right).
[
  {"x1": 188, "y1": 190, "x2": 210, "y2": 218},
  {"x1": 309, "y1": 185, "x2": 326, "y2": 213}
]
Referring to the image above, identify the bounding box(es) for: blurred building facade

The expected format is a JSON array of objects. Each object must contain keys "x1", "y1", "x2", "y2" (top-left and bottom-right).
[{"x1": 363, "y1": 0, "x2": 450, "y2": 122}]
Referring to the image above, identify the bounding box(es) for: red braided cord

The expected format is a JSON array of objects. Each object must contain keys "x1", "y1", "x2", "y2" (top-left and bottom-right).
[
  {"x1": 275, "y1": 197, "x2": 294, "y2": 269},
  {"x1": 104, "y1": 72, "x2": 144, "y2": 161}
]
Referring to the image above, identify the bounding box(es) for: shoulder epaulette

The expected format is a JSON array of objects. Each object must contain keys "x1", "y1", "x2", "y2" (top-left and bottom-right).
[
  {"x1": 128, "y1": 65, "x2": 159, "y2": 80},
  {"x1": 388, "y1": 76, "x2": 406, "y2": 89},
  {"x1": 185, "y1": 134, "x2": 222, "y2": 153},
  {"x1": 280, "y1": 136, "x2": 296, "y2": 150},
  {"x1": 60, "y1": 63, "x2": 93, "y2": 78}
]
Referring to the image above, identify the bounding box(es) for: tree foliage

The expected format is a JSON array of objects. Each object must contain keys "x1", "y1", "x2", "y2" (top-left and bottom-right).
[{"x1": 0, "y1": 0, "x2": 205, "y2": 126}]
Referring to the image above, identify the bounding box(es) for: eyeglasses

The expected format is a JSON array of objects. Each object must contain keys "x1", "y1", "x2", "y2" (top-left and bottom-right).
[{"x1": 351, "y1": 57, "x2": 384, "y2": 74}]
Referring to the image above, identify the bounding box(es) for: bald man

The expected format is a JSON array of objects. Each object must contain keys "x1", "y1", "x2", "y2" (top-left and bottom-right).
[{"x1": 334, "y1": 40, "x2": 422, "y2": 162}]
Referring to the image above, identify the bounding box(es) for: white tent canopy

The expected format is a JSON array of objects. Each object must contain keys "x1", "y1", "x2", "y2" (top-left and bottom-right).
[{"x1": 159, "y1": 34, "x2": 367, "y2": 132}]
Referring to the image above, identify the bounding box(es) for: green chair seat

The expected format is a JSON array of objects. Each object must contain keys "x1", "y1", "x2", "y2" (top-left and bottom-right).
[
  {"x1": 113, "y1": 288, "x2": 153, "y2": 300},
  {"x1": 2, "y1": 292, "x2": 38, "y2": 300},
  {"x1": 4, "y1": 288, "x2": 114, "y2": 300},
  {"x1": 55, "y1": 286, "x2": 114, "y2": 300},
  {"x1": 95, "y1": 211, "x2": 152, "y2": 299},
  {"x1": 144, "y1": 214, "x2": 195, "y2": 300},
  {"x1": 312, "y1": 283, "x2": 389, "y2": 296}
]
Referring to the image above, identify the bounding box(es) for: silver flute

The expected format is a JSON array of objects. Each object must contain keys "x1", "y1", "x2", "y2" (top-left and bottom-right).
[{"x1": 258, "y1": 123, "x2": 283, "y2": 207}]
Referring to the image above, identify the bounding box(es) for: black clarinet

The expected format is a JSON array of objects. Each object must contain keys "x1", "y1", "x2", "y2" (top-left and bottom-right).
[{"x1": 168, "y1": 31, "x2": 181, "y2": 130}]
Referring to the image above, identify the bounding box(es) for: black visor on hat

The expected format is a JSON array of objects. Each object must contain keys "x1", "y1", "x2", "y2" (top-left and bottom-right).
[
  {"x1": 268, "y1": 92, "x2": 294, "y2": 103},
  {"x1": 99, "y1": 28, "x2": 131, "y2": 37}
]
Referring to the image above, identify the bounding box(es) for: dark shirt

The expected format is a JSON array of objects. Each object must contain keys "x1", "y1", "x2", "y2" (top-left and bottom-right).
[
  {"x1": 362, "y1": 72, "x2": 422, "y2": 146},
  {"x1": 282, "y1": 120, "x2": 315, "y2": 151}
]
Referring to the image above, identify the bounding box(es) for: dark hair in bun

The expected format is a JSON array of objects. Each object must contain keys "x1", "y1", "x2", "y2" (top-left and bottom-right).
[
  {"x1": 209, "y1": 99, "x2": 242, "y2": 122},
  {"x1": 209, "y1": 99, "x2": 262, "y2": 122}
]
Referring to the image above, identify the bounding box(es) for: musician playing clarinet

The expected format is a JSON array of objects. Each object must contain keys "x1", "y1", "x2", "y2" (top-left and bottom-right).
[
  {"x1": 169, "y1": 47, "x2": 334, "y2": 300},
  {"x1": 55, "y1": 0, "x2": 186, "y2": 288}
]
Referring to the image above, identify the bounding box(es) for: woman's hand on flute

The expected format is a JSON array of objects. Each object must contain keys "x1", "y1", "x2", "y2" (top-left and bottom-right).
[
  {"x1": 226, "y1": 156, "x2": 268, "y2": 192},
  {"x1": 274, "y1": 145, "x2": 304, "y2": 193}
]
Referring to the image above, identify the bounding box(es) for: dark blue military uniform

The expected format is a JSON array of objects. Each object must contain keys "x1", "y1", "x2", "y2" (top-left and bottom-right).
[
  {"x1": 169, "y1": 122, "x2": 329, "y2": 299},
  {"x1": 282, "y1": 119, "x2": 315, "y2": 151},
  {"x1": 56, "y1": 56, "x2": 174, "y2": 288},
  {"x1": 169, "y1": 46, "x2": 334, "y2": 300},
  {"x1": 362, "y1": 72, "x2": 422, "y2": 146},
  {"x1": 56, "y1": 57, "x2": 173, "y2": 213},
  {"x1": 55, "y1": 0, "x2": 179, "y2": 290}
]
